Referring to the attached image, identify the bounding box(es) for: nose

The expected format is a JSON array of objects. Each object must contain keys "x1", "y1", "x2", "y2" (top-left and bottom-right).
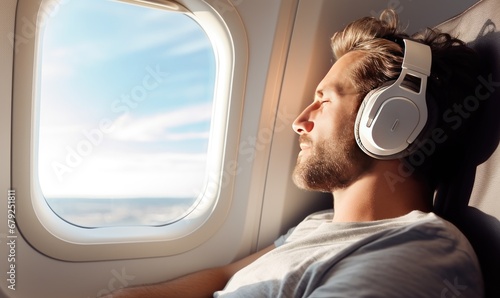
[{"x1": 292, "y1": 102, "x2": 315, "y2": 135}]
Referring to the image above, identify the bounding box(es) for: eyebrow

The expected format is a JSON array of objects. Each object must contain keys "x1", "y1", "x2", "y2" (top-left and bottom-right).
[
  {"x1": 314, "y1": 82, "x2": 346, "y2": 102},
  {"x1": 332, "y1": 82, "x2": 346, "y2": 95}
]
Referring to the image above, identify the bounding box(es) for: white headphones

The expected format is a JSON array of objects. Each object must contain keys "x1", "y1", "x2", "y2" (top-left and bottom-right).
[{"x1": 354, "y1": 39, "x2": 432, "y2": 159}]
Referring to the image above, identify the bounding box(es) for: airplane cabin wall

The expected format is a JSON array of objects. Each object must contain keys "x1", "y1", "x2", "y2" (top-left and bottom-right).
[
  {"x1": 1, "y1": 1, "x2": 17, "y2": 297},
  {"x1": 0, "y1": 1, "x2": 478, "y2": 297}
]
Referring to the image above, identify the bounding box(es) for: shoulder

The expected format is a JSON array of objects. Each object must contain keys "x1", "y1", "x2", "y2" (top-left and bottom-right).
[
  {"x1": 309, "y1": 212, "x2": 484, "y2": 298},
  {"x1": 387, "y1": 212, "x2": 477, "y2": 256}
]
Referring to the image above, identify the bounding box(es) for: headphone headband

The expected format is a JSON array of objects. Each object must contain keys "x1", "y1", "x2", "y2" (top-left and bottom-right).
[{"x1": 401, "y1": 39, "x2": 431, "y2": 77}]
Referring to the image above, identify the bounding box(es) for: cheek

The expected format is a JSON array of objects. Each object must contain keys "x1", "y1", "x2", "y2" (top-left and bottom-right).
[
  {"x1": 314, "y1": 101, "x2": 359, "y2": 141},
  {"x1": 324, "y1": 113, "x2": 355, "y2": 139}
]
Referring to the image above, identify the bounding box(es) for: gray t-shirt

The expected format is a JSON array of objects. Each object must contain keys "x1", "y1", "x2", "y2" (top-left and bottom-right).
[{"x1": 214, "y1": 210, "x2": 483, "y2": 297}]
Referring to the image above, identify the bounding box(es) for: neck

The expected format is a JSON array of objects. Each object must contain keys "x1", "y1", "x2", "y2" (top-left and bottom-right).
[{"x1": 331, "y1": 160, "x2": 433, "y2": 222}]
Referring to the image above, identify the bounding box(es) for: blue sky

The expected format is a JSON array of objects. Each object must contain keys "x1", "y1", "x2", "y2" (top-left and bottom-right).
[{"x1": 37, "y1": 0, "x2": 216, "y2": 199}]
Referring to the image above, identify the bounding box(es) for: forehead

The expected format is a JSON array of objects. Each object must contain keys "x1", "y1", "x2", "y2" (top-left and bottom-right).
[{"x1": 318, "y1": 51, "x2": 365, "y2": 95}]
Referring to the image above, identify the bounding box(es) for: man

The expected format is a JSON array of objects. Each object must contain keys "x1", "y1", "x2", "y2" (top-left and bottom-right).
[{"x1": 107, "y1": 9, "x2": 483, "y2": 298}]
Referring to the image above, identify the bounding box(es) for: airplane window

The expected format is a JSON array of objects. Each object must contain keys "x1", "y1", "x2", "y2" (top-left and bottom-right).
[{"x1": 36, "y1": 0, "x2": 216, "y2": 227}]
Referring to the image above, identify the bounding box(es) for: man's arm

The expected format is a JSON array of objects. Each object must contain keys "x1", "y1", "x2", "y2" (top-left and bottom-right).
[{"x1": 104, "y1": 244, "x2": 275, "y2": 298}]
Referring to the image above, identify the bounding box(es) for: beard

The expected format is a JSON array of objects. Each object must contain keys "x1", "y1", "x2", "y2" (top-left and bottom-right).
[{"x1": 293, "y1": 129, "x2": 373, "y2": 192}]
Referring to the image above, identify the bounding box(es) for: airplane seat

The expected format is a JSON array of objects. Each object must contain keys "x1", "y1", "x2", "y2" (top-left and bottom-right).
[{"x1": 433, "y1": 1, "x2": 500, "y2": 297}]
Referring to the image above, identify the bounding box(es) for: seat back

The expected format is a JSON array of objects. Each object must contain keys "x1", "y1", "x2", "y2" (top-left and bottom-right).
[{"x1": 434, "y1": 1, "x2": 500, "y2": 297}]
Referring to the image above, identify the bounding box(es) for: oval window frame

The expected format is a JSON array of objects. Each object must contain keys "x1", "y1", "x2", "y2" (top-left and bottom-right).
[{"x1": 12, "y1": 0, "x2": 248, "y2": 261}]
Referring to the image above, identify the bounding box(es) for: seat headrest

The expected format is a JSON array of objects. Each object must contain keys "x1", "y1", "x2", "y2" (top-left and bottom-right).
[{"x1": 434, "y1": 0, "x2": 500, "y2": 219}]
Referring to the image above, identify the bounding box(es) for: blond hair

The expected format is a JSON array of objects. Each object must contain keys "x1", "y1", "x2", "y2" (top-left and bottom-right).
[{"x1": 330, "y1": 10, "x2": 405, "y2": 97}]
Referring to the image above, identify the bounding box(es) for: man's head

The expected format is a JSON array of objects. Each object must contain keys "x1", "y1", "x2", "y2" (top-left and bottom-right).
[{"x1": 292, "y1": 9, "x2": 480, "y2": 193}]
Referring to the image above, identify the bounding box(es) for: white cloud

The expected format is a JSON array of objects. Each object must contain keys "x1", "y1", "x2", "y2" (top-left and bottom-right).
[
  {"x1": 123, "y1": 22, "x2": 200, "y2": 56},
  {"x1": 43, "y1": 40, "x2": 111, "y2": 69},
  {"x1": 40, "y1": 150, "x2": 208, "y2": 199},
  {"x1": 41, "y1": 60, "x2": 75, "y2": 78},
  {"x1": 167, "y1": 38, "x2": 212, "y2": 57},
  {"x1": 42, "y1": 11, "x2": 203, "y2": 72},
  {"x1": 109, "y1": 103, "x2": 212, "y2": 142}
]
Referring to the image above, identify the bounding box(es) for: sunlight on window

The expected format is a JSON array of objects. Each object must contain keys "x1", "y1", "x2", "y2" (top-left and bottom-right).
[{"x1": 36, "y1": 0, "x2": 216, "y2": 227}]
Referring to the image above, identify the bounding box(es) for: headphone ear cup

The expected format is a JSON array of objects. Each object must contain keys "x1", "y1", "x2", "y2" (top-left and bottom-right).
[
  {"x1": 355, "y1": 79, "x2": 425, "y2": 159},
  {"x1": 355, "y1": 89, "x2": 376, "y2": 154},
  {"x1": 354, "y1": 81, "x2": 395, "y2": 157}
]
